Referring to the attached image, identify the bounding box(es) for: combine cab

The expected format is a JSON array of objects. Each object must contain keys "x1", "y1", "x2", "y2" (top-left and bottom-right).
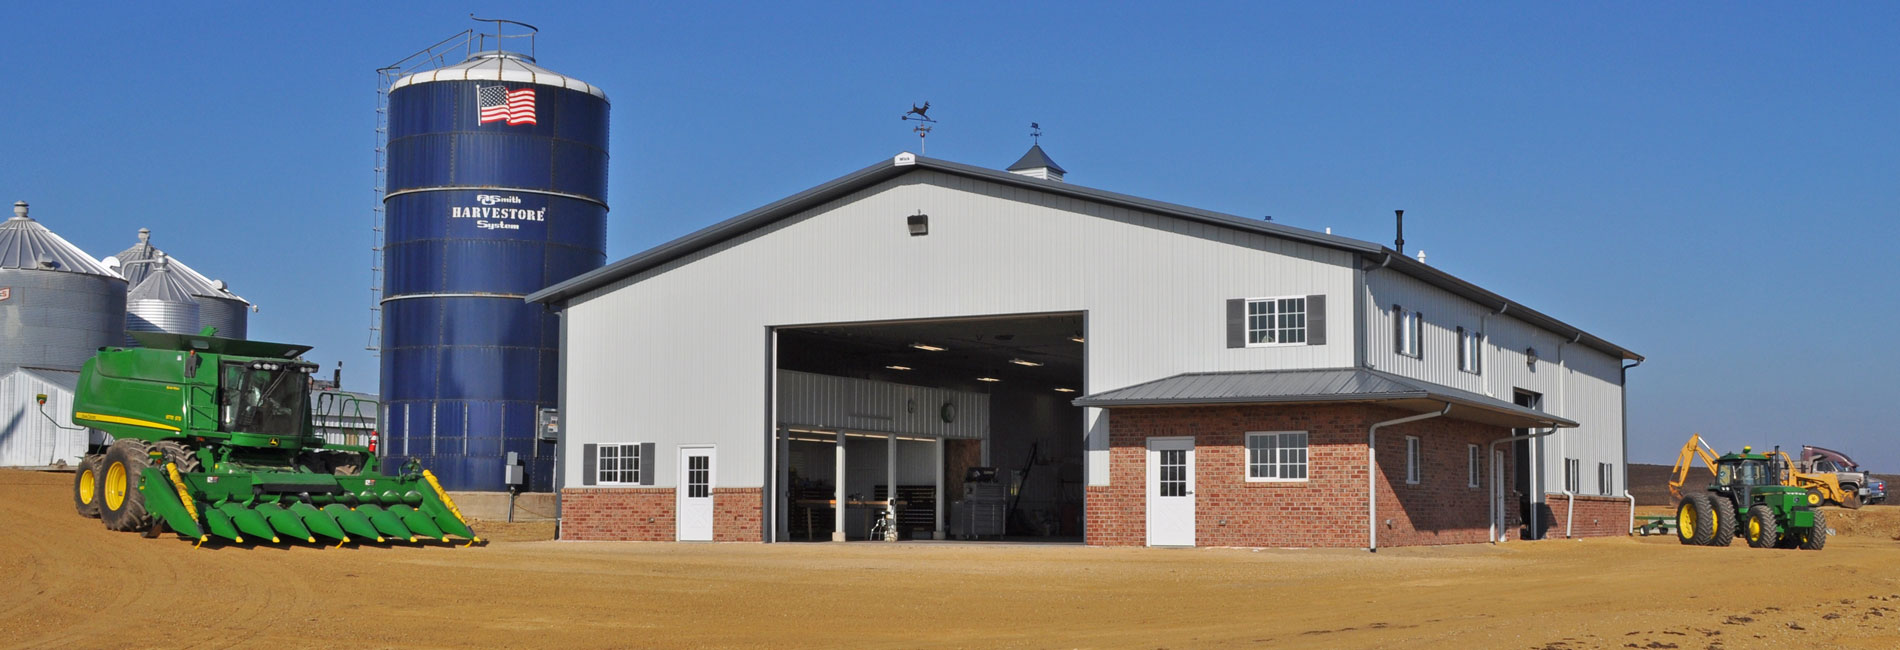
[{"x1": 68, "y1": 331, "x2": 479, "y2": 547}]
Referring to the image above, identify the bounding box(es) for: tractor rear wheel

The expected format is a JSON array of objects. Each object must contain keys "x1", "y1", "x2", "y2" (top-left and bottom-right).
[
  {"x1": 1676, "y1": 494, "x2": 1715, "y2": 545},
  {"x1": 1709, "y1": 498, "x2": 1736, "y2": 547},
  {"x1": 1745, "y1": 504, "x2": 1779, "y2": 549},
  {"x1": 73, "y1": 454, "x2": 102, "y2": 518},
  {"x1": 99, "y1": 440, "x2": 154, "y2": 532},
  {"x1": 1800, "y1": 510, "x2": 1828, "y2": 551}
]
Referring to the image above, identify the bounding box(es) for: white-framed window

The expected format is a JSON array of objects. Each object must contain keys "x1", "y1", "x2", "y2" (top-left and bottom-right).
[
  {"x1": 1245, "y1": 431, "x2": 1309, "y2": 481},
  {"x1": 1598, "y1": 462, "x2": 1614, "y2": 496},
  {"x1": 1245, "y1": 296, "x2": 1308, "y2": 346},
  {"x1": 1458, "y1": 326, "x2": 1481, "y2": 374},
  {"x1": 1564, "y1": 458, "x2": 1581, "y2": 493},
  {"x1": 598, "y1": 443, "x2": 644, "y2": 485},
  {"x1": 1467, "y1": 444, "x2": 1482, "y2": 488},
  {"x1": 1405, "y1": 436, "x2": 1421, "y2": 484},
  {"x1": 1395, "y1": 305, "x2": 1423, "y2": 358}
]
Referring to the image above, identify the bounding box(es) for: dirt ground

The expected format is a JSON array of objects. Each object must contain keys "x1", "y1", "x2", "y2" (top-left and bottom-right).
[{"x1": 5, "y1": 470, "x2": 1900, "y2": 649}]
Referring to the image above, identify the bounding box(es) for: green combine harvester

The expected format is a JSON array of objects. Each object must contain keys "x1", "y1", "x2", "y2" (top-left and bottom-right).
[{"x1": 64, "y1": 330, "x2": 479, "y2": 547}]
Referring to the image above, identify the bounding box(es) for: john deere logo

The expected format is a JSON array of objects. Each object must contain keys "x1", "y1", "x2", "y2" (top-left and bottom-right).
[{"x1": 268, "y1": 438, "x2": 279, "y2": 447}]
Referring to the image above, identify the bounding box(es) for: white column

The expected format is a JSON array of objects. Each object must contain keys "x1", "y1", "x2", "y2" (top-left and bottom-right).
[
  {"x1": 934, "y1": 437, "x2": 946, "y2": 539},
  {"x1": 833, "y1": 430, "x2": 846, "y2": 542},
  {"x1": 886, "y1": 434, "x2": 898, "y2": 539}
]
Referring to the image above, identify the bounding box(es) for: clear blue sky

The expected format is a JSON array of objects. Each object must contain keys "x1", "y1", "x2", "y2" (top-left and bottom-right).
[{"x1": 6, "y1": 3, "x2": 1896, "y2": 469}]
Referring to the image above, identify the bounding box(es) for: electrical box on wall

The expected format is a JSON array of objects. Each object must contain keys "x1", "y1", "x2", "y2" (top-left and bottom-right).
[{"x1": 537, "y1": 408, "x2": 559, "y2": 443}]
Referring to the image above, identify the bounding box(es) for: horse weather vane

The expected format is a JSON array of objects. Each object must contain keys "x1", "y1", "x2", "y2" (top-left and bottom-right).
[{"x1": 901, "y1": 101, "x2": 936, "y2": 154}]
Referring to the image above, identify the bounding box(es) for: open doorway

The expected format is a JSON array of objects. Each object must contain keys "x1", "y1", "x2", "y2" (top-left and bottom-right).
[{"x1": 772, "y1": 312, "x2": 1086, "y2": 543}]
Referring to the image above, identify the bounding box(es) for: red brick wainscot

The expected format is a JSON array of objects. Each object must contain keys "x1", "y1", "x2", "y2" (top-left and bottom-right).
[
  {"x1": 1086, "y1": 404, "x2": 1522, "y2": 548},
  {"x1": 560, "y1": 487, "x2": 765, "y2": 541},
  {"x1": 1543, "y1": 493, "x2": 1632, "y2": 539}
]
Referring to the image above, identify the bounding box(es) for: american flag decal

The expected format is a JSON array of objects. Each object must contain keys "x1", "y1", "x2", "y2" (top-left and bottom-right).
[{"x1": 477, "y1": 85, "x2": 537, "y2": 125}]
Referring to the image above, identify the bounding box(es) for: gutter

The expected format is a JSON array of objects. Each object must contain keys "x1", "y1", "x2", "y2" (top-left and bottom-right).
[
  {"x1": 1368, "y1": 403, "x2": 1452, "y2": 552},
  {"x1": 1488, "y1": 427, "x2": 1559, "y2": 542}
]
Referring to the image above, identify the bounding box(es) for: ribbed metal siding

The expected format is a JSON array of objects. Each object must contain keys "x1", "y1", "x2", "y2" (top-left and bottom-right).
[
  {"x1": 0, "y1": 369, "x2": 98, "y2": 468},
  {"x1": 775, "y1": 371, "x2": 990, "y2": 440},
  {"x1": 126, "y1": 299, "x2": 199, "y2": 338},
  {"x1": 380, "y1": 70, "x2": 608, "y2": 492},
  {"x1": 0, "y1": 269, "x2": 127, "y2": 375},
  {"x1": 561, "y1": 170, "x2": 1359, "y2": 489},
  {"x1": 195, "y1": 295, "x2": 247, "y2": 340}
]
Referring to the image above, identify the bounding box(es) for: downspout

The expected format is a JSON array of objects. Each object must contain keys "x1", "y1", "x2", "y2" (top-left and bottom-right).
[
  {"x1": 1560, "y1": 333, "x2": 1579, "y2": 538},
  {"x1": 1621, "y1": 358, "x2": 1643, "y2": 536},
  {"x1": 1368, "y1": 402, "x2": 1452, "y2": 552},
  {"x1": 1488, "y1": 426, "x2": 1559, "y2": 542}
]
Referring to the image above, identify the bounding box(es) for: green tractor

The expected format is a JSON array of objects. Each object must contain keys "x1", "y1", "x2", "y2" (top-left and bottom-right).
[
  {"x1": 1675, "y1": 446, "x2": 1826, "y2": 550},
  {"x1": 67, "y1": 330, "x2": 479, "y2": 547}
]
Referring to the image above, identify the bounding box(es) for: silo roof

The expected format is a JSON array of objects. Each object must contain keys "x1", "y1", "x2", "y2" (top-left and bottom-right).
[
  {"x1": 115, "y1": 235, "x2": 248, "y2": 304},
  {"x1": 127, "y1": 260, "x2": 199, "y2": 304},
  {"x1": 0, "y1": 211, "x2": 118, "y2": 277},
  {"x1": 390, "y1": 50, "x2": 608, "y2": 101}
]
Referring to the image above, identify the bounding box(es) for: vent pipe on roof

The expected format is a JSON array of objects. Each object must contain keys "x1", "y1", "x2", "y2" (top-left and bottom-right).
[
  {"x1": 1394, "y1": 210, "x2": 1405, "y2": 254},
  {"x1": 12, "y1": 201, "x2": 26, "y2": 220}
]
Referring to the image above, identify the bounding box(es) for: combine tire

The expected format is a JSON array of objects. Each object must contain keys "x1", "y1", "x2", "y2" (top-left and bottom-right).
[
  {"x1": 73, "y1": 455, "x2": 102, "y2": 518},
  {"x1": 1745, "y1": 504, "x2": 1779, "y2": 549},
  {"x1": 99, "y1": 440, "x2": 154, "y2": 532},
  {"x1": 1676, "y1": 494, "x2": 1715, "y2": 545},
  {"x1": 1709, "y1": 498, "x2": 1736, "y2": 547},
  {"x1": 151, "y1": 440, "x2": 201, "y2": 473},
  {"x1": 1800, "y1": 510, "x2": 1828, "y2": 551}
]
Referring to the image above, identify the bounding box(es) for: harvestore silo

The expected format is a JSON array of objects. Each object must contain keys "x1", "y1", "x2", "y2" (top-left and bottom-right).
[
  {"x1": 380, "y1": 47, "x2": 608, "y2": 491},
  {"x1": 0, "y1": 201, "x2": 128, "y2": 375}
]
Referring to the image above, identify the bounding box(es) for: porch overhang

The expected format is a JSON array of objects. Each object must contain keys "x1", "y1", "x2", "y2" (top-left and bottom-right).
[{"x1": 1073, "y1": 367, "x2": 1577, "y2": 430}]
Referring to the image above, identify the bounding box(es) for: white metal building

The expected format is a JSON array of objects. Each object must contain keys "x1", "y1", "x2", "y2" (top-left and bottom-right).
[{"x1": 528, "y1": 149, "x2": 1641, "y2": 547}]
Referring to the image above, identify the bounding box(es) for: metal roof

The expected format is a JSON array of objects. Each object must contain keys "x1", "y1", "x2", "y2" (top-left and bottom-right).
[
  {"x1": 390, "y1": 50, "x2": 608, "y2": 101},
  {"x1": 525, "y1": 152, "x2": 1640, "y2": 362},
  {"x1": 126, "y1": 256, "x2": 199, "y2": 304},
  {"x1": 1072, "y1": 367, "x2": 1579, "y2": 429},
  {"x1": 0, "y1": 203, "x2": 117, "y2": 277},
  {"x1": 1007, "y1": 144, "x2": 1067, "y2": 174},
  {"x1": 5, "y1": 365, "x2": 80, "y2": 392},
  {"x1": 113, "y1": 230, "x2": 248, "y2": 304}
]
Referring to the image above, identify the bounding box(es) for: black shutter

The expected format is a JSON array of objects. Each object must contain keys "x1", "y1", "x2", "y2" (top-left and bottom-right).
[
  {"x1": 1305, "y1": 295, "x2": 1326, "y2": 346},
  {"x1": 1227, "y1": 299, "x2": 1246, "y2": 348},
  {"x1": 1457, "y1": 326, "x2": 1466, "y2": 368},
  {"x1": 1416, "y1": 313, "x2": 1425, "y2": 360},
  {"x1": 639, "y1": 442, "x2": 657, "y2": 485},
  {"x1": 581, "y1": 443, "x2": 598, "y2": 486},
  {"x1": 1393, "y1": 305, "x2": 1404, "y2": 353}
]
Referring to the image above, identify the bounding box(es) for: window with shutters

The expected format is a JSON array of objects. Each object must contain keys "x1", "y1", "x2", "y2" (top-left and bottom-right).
[
  {"x1": 597, "y1": 443, "x2": 643, "y2": 485},
  {"x1": 1405, "y1": 436, "x2": 1422, "y2": 484},
  {"x1": 1458, "y1": 326, "x2": 1481, "y2": 374},
  {"x1": 1245, "y1": 296, "x2": 1307, "y2": 346},
  {"x1": 1245, "y1": 431, "x2": 1308, "y2": 482},
  {"x1": 1395, "y1": 306, "x2": 1423, "y2": 358}
]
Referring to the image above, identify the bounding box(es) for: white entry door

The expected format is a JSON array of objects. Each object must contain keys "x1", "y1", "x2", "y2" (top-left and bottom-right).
[
  {"x1": 677, "y1": 447, "x2": 715, "y2": 541},
  {"x1": 1145, "y1": 437, "x2": 1196, "y2": 547}
]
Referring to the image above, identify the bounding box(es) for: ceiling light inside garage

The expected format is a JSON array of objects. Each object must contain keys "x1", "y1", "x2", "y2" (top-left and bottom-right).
[
  {"x1": 910, "y1": 343, "x2": 947, "y2": 352},
  {"x1": 1007, "y1": 358, "x2": 1042, "y2": 367},
  {"x1": 885, "y1": 365, "x2": 912, "y2": 370},
  {"x1": 1053, "y1": 387, "x2": 1076, "y2": 393},
  {"x1": 976, "y1": 377, "x2": 1001, "y2": 382}
]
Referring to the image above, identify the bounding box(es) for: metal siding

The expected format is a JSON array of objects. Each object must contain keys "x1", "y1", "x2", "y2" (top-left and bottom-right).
[
  {"x1": 561, "y1": 171, "x2": 1358, "y2": 489},
  {"x1": 0, "y1": 269, "x2": 127, "y2": 375},
  {"x1": 380, "y1": 78, "x2": 607, "y2": 491},
  {"x1": 0, "y1": 369, "x2": 98, "y2": 468},
  {"x1": 775, "y1": 371, "x2": 990, "y2": 440}
]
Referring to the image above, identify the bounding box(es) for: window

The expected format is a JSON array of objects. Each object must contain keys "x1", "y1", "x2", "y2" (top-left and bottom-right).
[
  {"x1": 1246, "y1": 297, "x2": 1307, "y2": 346},
  {"x1": 598, "y1": 443, "x2": 643, "y2": 485},
  {"x1": 1599, "y1": 462, "x2": 1614, "y2": 496},
  {"x1": 1394, "y1": 306, "x2": 1423, "y2": 358},
  {"x1": 1246, "y1": 431, "x2": 1309, "y2": 481},
  {"x1": 1458, "y1": 327, "x2": 1481, "y2": 374},
  {"x1": 1468, "y1": 444, "x2": 1482, "y2": 488},
  {"x1": 1405, "y1": 436, "x2": 1421, "y2": 484},
  {"x1": 1564, "y1": 458, "x2": 1581, "y2": 493}
]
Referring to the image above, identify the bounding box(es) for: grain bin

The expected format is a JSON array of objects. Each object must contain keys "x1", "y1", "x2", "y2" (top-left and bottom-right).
[
  {"x1": 0, "y1": 201, "x2": 128, "y2": 375},
  {"x1": 112, "y1": 228, "x2": 250, "y2": 339},
  {"x1": 380, "y1": 49, "x2": 608, "y2": 491},
  {"x1": 124, "y1": 254, "x2": 200, "y2": 343}
]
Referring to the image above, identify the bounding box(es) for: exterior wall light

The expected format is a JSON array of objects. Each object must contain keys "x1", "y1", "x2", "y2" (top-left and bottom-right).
[
  {"x1": 1525, "y1": 347, "x2": 1539, "y2": 367},
  {"x1": 907, "y1": 213, "x2": 929, "y2": 236}
]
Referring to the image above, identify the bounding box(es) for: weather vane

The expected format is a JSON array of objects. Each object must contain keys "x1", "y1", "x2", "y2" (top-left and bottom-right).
[
  {"x1": 1031, "y1": 122, "x2": 1041, "y2": 144},
  {"x1": 901, "y1": 101, "x2": 936, "y2": 154}
]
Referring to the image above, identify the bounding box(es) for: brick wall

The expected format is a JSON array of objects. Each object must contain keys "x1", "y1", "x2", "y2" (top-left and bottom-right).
[
  {"x1": 714, "y1": 488, "x2": 763, "y2": 542},
  {"x1": 1543, "y1": 493, "x2": 1631, "y2": 539},
  {"x1": 560, "y1": 488, "x2": 674, "y2": 541},
  {"x1": 1087, "y1": 404, "x2": 1522, "y2": 548}
]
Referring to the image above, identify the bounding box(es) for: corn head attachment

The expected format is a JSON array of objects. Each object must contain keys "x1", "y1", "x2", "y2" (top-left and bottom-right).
[{"x1": 71, "y1": 331, "x2": 478, "y2": 547}]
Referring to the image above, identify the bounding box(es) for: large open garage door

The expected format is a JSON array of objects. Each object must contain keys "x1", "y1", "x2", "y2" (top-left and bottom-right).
[{"x1": 770, "y1": 313, "x2": 1086, "y2": 543}]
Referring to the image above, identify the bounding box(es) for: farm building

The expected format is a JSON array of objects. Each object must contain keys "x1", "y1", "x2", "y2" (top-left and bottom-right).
[{"x1": 527, "y1": 149, "x2": 1642, "y2": 548}]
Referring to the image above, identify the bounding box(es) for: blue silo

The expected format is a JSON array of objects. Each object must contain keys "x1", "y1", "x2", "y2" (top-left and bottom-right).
[{"x1": 380, "y1": 50, "x2": 608, "y2": 491}]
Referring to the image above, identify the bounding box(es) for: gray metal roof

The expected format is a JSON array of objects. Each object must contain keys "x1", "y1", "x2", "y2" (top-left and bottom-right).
[
  {"x1": 113, "y1": 230, "x2": 247, "y2": 304},
  {"x1": 390, "y1": 50, "x2": 607, "y2": 101},
  {"x1": 126, "y1": 256, "x2": 199, "y2": 304},
  {"x1": 525, "y1": 153, "x2": 1640, "y2": 362},
  {"x1": 6, "y1": 365, "x2": 80, "y2": 392},
  {"x1": 1072, "y1": 367, "x2": 1579, "y2": 429},
  {"x1": 0, "y1": 203, "x2": 117, "y2": 277},
  {"x1": 1007, "y1": 144, "x2": 1067, "y2": 174}
]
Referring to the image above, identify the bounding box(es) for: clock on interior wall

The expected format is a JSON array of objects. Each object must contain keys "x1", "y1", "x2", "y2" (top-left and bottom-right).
[{"x1": 940, "y1": 401, "x2": 958, "y2": 423}]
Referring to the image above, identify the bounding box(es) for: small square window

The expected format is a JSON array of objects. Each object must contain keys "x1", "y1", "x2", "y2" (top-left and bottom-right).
[
  {"x1": 1246, "y1": 297, "x2": 1308, "y2": 346},
  {"x1": 597, "y1": 443, "x2": 644, "y2": 485},
  {"x1": 1246, "y1": 431, "x2": 1308, "y2": 482}
]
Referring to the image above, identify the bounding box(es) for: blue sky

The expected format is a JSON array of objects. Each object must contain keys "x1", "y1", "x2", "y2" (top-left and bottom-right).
[{"x1": 5, "y1": 3, "x2": 1896, "y2": 468}]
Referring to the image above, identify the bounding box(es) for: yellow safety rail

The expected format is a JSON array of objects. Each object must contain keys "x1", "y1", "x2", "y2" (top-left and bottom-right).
[
  {"x1": 165, "y1": 462, "x2": 209, "y2": 547},
  {"x1": 422, "y1": 469, "x2": 483, "y2": 545}
]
